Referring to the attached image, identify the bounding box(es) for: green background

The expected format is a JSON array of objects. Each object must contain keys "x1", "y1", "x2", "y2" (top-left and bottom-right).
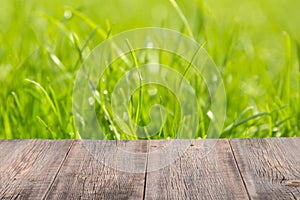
[{"x1": 0, "y1": 0, "x2": 299, "y2": 139}]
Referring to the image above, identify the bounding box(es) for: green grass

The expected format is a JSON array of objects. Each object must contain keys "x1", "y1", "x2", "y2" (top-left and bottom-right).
[{"x1": 0, "y1": 0, "x2": 299, "y2": 139}]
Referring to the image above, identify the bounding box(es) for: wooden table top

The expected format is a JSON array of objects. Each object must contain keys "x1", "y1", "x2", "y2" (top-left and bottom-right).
[{"x1": 0, "y1": 138, "x2": 299, "y2": 199}]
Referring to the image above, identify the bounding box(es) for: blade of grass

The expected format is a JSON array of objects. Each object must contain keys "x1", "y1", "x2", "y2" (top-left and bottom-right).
[
  {"x1": 283, "y1": 32, "x2": 292, "y2": 131},
  {"x1": 126, "y1": 39, "x2": 143, "y2": 129},
  {"x1": 265, "y1": 104, "x2": 273, "y2": 137},
  {"x1": 296, "y1": 40, "x2": 300, "y2": 133},
  {"x1": 3, "y1": 113, "x2": 12, "y2": 139},
  {"x1": 11, "y1": 91, "x2": 24, "y2": 121},
  {"x1": 222, "y1": 24, "x2": 239, "y2": 69},
  {"x1": 66, "y1": 7, "x2": 131, "y2": 66},
  {"x1": 90, "y1": 81, "x2": 121, "y2": 140},
  {"x1": 71, "y1": 32, "x2": 83, "y2": 64},
  {"x1": 36, "y1": 116, "x2": 57, "y2": 138},
  {"x1": 25, "y1": 79, "x2": 62, "y2": 125},
  {"x1": 283, "y1": 32, "x2": 291, "y2": 104},
  {"x1": 48, "y1": 85, "x2": 63, "y2": 126},
  {"x1": 38, "y1": 13, "x2": 72, "y2": 41},
  {"x1": 223, "y1": 105, "x2": 288, "y2": 137},
  {"x1": 177, "y1": 44, "x2": 205, "y2": 138},
  {"x1": 169, "y1": 0, "x2": 194, "y2": 38},
  {"x1": 39, "y1": 12, "x2": 86, "y2": 64},
  {"x1": 65, "y1": 6, "x2": 107, "y2": 39},
  {"x1": 73, "y1": 27, "x2": 98, "y2": 69},
  {"x1": 48, "y1": 51, "x2": 66, "y2": 71}
]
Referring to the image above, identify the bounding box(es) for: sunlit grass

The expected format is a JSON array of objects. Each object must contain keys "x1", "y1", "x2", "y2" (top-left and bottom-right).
[{"x1": 0, "y1": 0, "x2": 299, "y2": 139}]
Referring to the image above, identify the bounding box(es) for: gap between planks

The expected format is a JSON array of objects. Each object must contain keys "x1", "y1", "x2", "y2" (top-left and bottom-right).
[
  {"x1": 228, "y1": 139, "x2": 251, "y2": 199},
  {"x1": 143, "y1": 139, "x2": 249, "y2": 199},
  {"x1": 3, "y1": 138, "x2": 298, "y2": 199},
  {"x1": 38, "y1": 139, "x2": 249, "y2": 200},
  {"x1": 41, "y1": 140, "x2": 75, "y2": 200}
]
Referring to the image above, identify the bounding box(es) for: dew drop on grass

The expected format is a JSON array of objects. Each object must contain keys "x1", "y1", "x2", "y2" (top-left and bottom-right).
[
  {"x1": 75, "y1": 113, "x2": 85, "y2": 126},
  {"x1": 275, "y1": 131, "x2": 282, "y2": 137},
  {"x1": 123, "y1": 112, "x2": 128, "y2": 121},
  {"x1": 64, "y1": 10, "x2": 72, "y2": 19},
  {"x1": 148, "y1": 87, "x2": 158, "y2": 96},
  {"x1": 207, "y1": 110, "x2": 215, "y2": 121},
  {"x1": 273, "y1": 127, "x2": 279, "y2": 132},
  {"x1": 149, "y1": 64, "x2": 159, "y2": 73},
  {"x1": 212, "y1": 74, "x2": 218, "y2": 82},
  {"x1": 92, "y1": 90, "x2": 100, "y2": 102},
  {"x1": 88, "y1": 97, "x2": 95, "y2": 105},
  {"x1": 103, "y1": 90, "x2": 108, "y2": 95},
  {"x1": 146, "y1": 41, "x2": 154, "y2": 48}
]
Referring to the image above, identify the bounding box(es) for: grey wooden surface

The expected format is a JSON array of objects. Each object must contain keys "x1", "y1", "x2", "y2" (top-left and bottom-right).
[{"x1": 0, "y1": 138, "x2": 299, "y2": 199}]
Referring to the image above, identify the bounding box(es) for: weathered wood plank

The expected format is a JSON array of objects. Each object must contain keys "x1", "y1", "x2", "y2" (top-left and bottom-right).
[
  {"x1": 0, "y1": 140, "x2": 73, "y2": 199},
  {"x1": 44, "y1": 140, "x2": 148, "y2": 200},
  {"x1": 1, "y1": 138, "x2": 299, "y2": 199},
  {"x1": 144, "y1": 139, "x2": 249, "y2": 199},
  {"x1": 230, "y1": 138, "x2": 300, "y2": 200}
]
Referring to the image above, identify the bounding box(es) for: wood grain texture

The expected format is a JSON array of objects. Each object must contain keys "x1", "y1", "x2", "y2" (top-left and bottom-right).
[
  {"x1": 230, "y1": 138, "x2": 300, "y2": 200},
  {"x1": 44, "y1": 140, "x2": 148, "y2": 200},
  {"x1": 0, "y1": 140, "x2": 73, "y2": 199},
  {"x1": 144, "y1": 139, "x2": 249, "y2": 200},
  {"x1": 1, "y1": 138, "x2": 299, "y2": 199}
]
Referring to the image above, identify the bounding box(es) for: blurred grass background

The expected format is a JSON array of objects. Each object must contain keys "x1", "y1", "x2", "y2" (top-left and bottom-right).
[{"x1": 0, "y1": 0, "x2": 299, "y2": 139}]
